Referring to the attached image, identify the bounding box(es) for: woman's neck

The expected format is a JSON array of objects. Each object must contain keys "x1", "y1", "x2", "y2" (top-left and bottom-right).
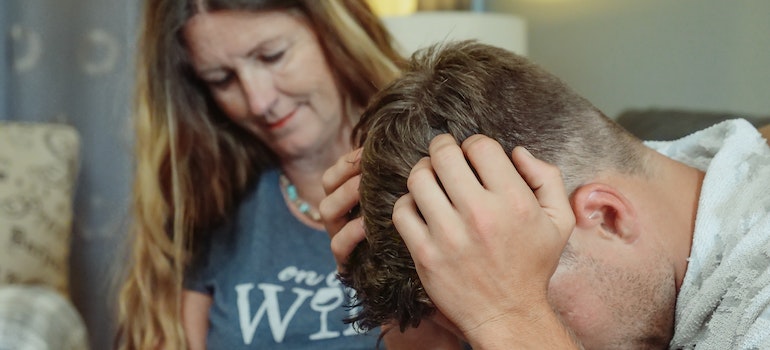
[{"x1": 280, "y1": 113, "x2": 358, "y2": 207}]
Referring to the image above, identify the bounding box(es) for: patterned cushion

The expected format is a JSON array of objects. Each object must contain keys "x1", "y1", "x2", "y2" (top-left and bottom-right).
[{"x1": 0, "y1": 122, "x2": 79, "y2": 296}]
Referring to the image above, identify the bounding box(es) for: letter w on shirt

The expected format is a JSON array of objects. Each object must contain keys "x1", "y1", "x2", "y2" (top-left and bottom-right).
[{"x1": 235, "y1": 283, "x2": 313, "y2": 344}]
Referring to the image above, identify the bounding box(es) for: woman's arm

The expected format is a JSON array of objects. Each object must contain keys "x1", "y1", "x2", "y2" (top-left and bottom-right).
[{"x1": 181, "y1": 290, "x2": 212, "y2": 350}]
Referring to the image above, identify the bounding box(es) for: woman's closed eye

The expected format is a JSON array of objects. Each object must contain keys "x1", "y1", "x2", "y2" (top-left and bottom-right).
[
  {"x1": 204, "y1": 72, "x2": 235, "y2": 89},
  {"x1": 260, "y1": 50, "x2": 285, "y2": 64}
]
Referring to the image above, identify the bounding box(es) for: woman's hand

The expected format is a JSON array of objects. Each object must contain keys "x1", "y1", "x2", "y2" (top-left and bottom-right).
[
  {"x1": 320, "y1": 147, "x2": 465, "y2": 349},
  {"x1": 393, "y1": 134, "x2": 579, "y2": 349},
  {"x1": 320, "y1": 148, "x2": 365, "y2": 270}
]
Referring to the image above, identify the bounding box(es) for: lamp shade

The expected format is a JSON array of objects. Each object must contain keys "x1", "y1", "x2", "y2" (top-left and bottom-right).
[{"x1": 382, "y1": 11, "x2": 527, "y2": 56}]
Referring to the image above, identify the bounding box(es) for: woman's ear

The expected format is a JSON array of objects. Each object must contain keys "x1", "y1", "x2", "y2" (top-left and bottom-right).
[{"x1": 570, "y1": 183, "x2": 639, "y2": 243}]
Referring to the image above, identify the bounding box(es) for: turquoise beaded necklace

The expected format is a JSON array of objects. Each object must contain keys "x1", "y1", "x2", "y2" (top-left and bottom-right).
[{"x1": 279, "y1": 174, "x2": 322, "y2": 222}]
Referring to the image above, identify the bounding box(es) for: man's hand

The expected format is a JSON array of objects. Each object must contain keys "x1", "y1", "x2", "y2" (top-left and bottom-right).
[
  {"x1": 392, "y1": 134, "x2": 579, "y2": 349},
  {"x1": 320, "y1": 148, "x2": 365, "y2": 271}
]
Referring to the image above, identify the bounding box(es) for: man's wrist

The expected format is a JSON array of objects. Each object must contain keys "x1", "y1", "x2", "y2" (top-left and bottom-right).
[{"x1": 463, "y1": 304, "x2": 581, "y2": 350}]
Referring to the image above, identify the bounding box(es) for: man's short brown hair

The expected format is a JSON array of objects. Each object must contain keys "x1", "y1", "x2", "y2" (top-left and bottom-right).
[{"x1": 342, "y1": 40, "x2": 647, "y2": 332}]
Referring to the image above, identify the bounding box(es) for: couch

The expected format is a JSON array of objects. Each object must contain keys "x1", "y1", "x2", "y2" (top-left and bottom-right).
[
  {"x1": 615, "y1": 108, "x2": 770, "y2": 141},
  {"x1": 0, "y1": 122, "x2": 89, "y2": 349}
]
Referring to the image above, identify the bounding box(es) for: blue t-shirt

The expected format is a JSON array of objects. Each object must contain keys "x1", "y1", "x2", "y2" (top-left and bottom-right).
[{"x1": 185, "y1": 168, "x2": 378, "y2": 349}]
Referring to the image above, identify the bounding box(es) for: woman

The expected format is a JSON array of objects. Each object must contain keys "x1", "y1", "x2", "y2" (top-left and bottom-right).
[{"x1": 115, "y1": 0, "x2": 404, "y2": 349}]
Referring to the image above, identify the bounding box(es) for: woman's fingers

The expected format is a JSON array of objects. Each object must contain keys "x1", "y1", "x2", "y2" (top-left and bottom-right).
[
  {"x1": 319, "y1": 174, "x2": 361, "y2": 238},
  {"x1": 320, "y1": 147, "x2": 365, "y2": 270},
  {"x1": 328, "y1": 217, "x2": 366, "y2": 270},
  {"x1": 320, "y1": 148, "x2": 363, "y2": 239},
  {"x1": 322, "y1": 148, "x2": 362, "y2": 195}
]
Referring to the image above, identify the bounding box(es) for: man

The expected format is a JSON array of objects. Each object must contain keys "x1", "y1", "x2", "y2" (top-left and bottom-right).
[{"x1": 320, "y1": 40, "x2": 770, "y2": 349}]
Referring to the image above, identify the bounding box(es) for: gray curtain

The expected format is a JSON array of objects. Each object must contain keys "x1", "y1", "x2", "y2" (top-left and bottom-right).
[{"x1": 2, "y1": 1, "x2": 140, "y2": 349}]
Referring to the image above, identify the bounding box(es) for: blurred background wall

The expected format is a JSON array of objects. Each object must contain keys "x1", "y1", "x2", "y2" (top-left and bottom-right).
[
  {"x1": 487, "y1": 0, "x2": 770, "y2": 118},
  {"x1": 0, "y1": 1, "x2": 767, "y2": 349}
]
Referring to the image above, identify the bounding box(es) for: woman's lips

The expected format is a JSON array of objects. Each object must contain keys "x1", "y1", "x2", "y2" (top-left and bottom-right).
[{"x1": 267, "y1": 109, "x2": 297, "y2": 130}]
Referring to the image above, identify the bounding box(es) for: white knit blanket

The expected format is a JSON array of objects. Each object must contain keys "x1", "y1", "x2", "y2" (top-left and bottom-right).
[
  {"x1": 646, "y1": 119, "x2": 770, "y2": 349},
  {"x1": 0, "y1": 285, "x2": 89, "y2": 350}
]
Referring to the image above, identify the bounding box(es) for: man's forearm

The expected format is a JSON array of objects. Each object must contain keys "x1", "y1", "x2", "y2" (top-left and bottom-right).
[{"x1": 463, "y1": 306, "x2": 582, "y2": 350}]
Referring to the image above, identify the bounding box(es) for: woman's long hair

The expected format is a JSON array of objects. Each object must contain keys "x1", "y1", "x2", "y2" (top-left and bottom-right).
[{"x1": 115, "y1": 0, "x2": 404, "y2": 348}]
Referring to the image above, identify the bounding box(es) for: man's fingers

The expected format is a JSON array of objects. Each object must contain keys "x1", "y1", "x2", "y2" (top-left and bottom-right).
[
  {"x1": 461, "y1": 134, "x2": 530, "y2": 194},
  {"x1": 392, "y1": 193, "x2": 431, "y2": 256},
  {"x1": 407, "y1": 157, "x2": 460, "y2": 237},
  {"x1": 427, "y1": 134, "x2": 485, "y2": 204},
  {"x1": 511, "y1": 146, "x2": 575, "y2": 236}
]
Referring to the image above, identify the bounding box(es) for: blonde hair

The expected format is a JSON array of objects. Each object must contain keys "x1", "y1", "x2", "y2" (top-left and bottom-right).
[{"x1": 115, "y1": 0, "x2": 404, "y2": 349}]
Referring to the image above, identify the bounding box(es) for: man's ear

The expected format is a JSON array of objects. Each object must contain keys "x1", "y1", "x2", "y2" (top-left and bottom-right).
[{"x1": 570, "y1": 183, "x2": 639, "y2": 243}]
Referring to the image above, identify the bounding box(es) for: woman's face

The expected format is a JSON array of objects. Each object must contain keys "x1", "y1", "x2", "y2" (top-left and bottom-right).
[{"x1": 183, "y1": 10, "x2": 350, "y2": 161}]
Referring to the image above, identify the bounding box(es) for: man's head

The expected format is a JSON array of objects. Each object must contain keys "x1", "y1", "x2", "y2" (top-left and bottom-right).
[{"x1": 343, "y1": 40, "x2": 677, "y2": 347}]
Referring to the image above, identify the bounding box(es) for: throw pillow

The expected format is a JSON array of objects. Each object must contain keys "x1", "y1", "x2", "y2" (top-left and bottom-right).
[{"x1": 0, "y1": 122, "x2": 79, "y2": 297}]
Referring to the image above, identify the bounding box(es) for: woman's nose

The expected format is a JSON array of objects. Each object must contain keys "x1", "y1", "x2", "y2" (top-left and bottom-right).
[{"x1": 240, "y1": 68, "x2": 278, "y2": 117}]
